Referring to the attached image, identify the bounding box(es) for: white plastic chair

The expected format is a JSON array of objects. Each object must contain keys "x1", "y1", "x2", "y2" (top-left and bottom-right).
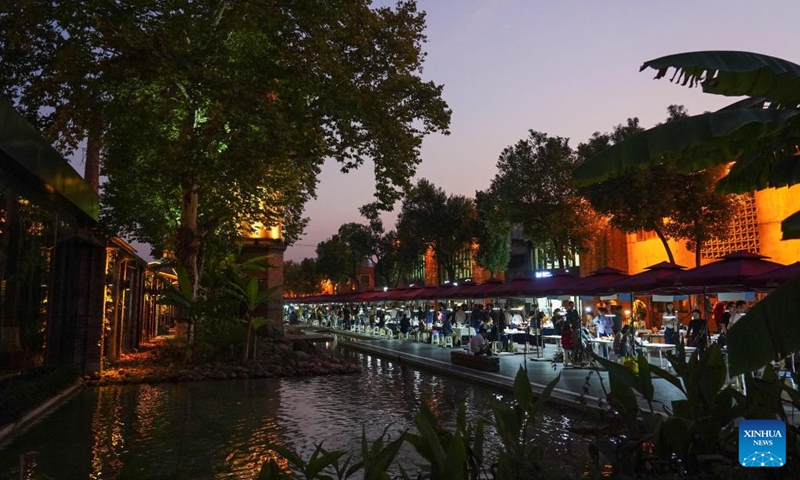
[
  {"x1": 373, "y1": 326, "x2": 381, "y2": 336},
  {"x1": 431, "y1": 332, "x2": 441, "y2": 345},
  {"x1": 491, "y1": 341, "x2": 501, "y2": 354},
  {"x1": 443, "y1": 335, "x2": 454, "y2": 348}
]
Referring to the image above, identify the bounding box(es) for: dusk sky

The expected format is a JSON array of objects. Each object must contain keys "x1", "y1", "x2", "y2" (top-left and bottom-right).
[{"x1": 285, "y1": 0, "x2": 800, "y2": 262}]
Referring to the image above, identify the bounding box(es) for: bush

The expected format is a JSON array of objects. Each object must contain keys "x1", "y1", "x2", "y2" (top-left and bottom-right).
[
  {"x1": 193, "y1": 319, "x2": 247, "y2": 362},
  {"x1": 0, "y1": 363, "x2": 81, "y2": 427}
]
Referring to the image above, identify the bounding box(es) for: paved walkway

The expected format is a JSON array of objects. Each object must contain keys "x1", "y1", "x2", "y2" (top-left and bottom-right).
[{"x1": 326, "y1": 330, "x2": 685, "y2": 412}]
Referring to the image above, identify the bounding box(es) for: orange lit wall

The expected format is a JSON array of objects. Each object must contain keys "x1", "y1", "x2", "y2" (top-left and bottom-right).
[{"x1": 620, "y1": 186, "x2": 800, "y2": 274}]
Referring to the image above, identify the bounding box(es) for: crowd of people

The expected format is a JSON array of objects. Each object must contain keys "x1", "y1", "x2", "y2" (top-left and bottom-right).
[{"x1": 285, "y1": 298, "x2": 752, "y2": 367}]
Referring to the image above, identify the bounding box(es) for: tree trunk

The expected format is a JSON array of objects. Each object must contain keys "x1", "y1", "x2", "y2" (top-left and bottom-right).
[
  {"x1": 653, "y1": 227, "x2": 676, "y2": 264},
  {"x1": 695, "y1": 237, "x2": 703, "y2": 267},
  {"x1": 176, "y1": 181, "x2": 202, "y2": 343},
  {"x1": 85, "y1": 131, "x2": 101, "y2": 194}
]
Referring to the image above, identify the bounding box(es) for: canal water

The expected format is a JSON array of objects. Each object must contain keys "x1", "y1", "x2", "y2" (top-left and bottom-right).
[{"x1": 1, "y1": 352, "x2": 597, "y2": 479}]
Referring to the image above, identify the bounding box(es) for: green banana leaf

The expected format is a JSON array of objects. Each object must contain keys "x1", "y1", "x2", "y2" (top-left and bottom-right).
[
  {"x1": 727, "y1": 273, "x2": 800, "y2": 375},
  {"x1": 715, "y1": 148, "x2": 800, "y2": 194},
  {"x1": 782, "y1": 209, "x2": 800, "y2": 240},
  {"x1": 572, "y1": 108, "x2": 800, "y2": 186},
  {"x1": 642, "y1": 51, "x2": 800, "y2": 106}
]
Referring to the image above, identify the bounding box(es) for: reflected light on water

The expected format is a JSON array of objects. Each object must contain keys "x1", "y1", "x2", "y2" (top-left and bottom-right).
[{"x1": 2, "y1": 351, "x2": 599, "y2": 479}]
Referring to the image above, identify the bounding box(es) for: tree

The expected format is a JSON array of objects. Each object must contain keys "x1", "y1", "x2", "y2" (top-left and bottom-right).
[
  {"x1": 663, "y1": 166, "x2": 740, "y2": 267},
  {"x1": 396, "y1": 179, "x2": 476, "y2": 283},
  {"x1": 283, "y1": 259, "x2": 322, "y2": 296},
  {"x1": 473, "y1": 190, "x2": 510, "y2": 278},
  {"x1": 488, "y1": 131, "x2": 591, "y2": 269},
  {"x1": 1, "y1": 0, "x2": 451, "y2": 299},
  {"x1": 316, "y1": 222, "x2": 374, "y2": 291},
  {"x1": 578, "y1": 112, "x2": 686, "y2": 263}
]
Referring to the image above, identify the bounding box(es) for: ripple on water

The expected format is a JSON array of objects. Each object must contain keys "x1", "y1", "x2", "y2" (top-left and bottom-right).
[{"x1": 0, "y1": 352, "x2": 596, "y2": 479}]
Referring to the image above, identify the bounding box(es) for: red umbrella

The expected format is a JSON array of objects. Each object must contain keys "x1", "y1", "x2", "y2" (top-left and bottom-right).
[
  {"x1": 568, "y1": 267, "x2": 629, "y2": 296},
  {"x1": 447, "y1": 281, "x2": 483, "y2": 299},
  {"x1": 392, "y1": 286, "x2": 424, "y2": 301},
  {"x1": 351, "y1": 289, "x2": 385, "y2": 302},
  {"x1": 422, "y1": 281, "x2": 476, "y2": 300},
  {"x1": 413, "y1": 284, "x2": 447, "y2": 301},
  {"x1": 745, "y1": 261, "x2": 800, "y2": 290},
  {"x1": 488, "y1": 275, "x2": 537, "y2": 297},
  {"x1": 529, "y1": 270, "x2": 580, "y2": 297},
  {"x1": 466, "y1": 278, "x2": 505, "y2": 298},
  {"x1": 607, "y1": 261, "x2": 686, "y2": 294},
  {"x1": 668, "y1": 251, "x2": 784, "y2": 293}
]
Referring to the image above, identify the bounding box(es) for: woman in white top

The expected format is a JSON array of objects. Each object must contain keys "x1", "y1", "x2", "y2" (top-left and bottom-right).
[{"x1": 662, "y1": 303, "x2": 678, "y2": 345}]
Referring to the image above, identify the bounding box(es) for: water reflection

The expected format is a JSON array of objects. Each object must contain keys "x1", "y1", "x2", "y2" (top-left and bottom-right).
[{"x1": 1, "y1": 352, "x2": 595, "y2": 479}]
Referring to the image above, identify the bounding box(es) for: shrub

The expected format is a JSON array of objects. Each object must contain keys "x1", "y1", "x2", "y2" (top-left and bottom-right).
[{"x1": 0, "y1": 363, "x2": 81, "y2": 427}]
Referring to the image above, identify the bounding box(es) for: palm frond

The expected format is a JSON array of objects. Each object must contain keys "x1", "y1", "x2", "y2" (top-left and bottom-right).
[
  {"x1": 642, "y1": 51, "x2": 800, "y2": 106},
  {"x1": 573, "y1": 108, "x2": 800, "y2": 186},
  {"x1": 782, "y1": 209, "x2": 800, "y2": 240}
]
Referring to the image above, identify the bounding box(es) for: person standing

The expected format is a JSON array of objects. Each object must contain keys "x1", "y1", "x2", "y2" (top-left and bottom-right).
[
  {"x1": 728, "y1": 300, "x2": 748, "y2": 330},
  {"x1": 687, "y1": 309, "x2": 708, "y2": 354},
  {"x1": 662, "y1": 303, "x2": 679, "y2": 345},
  {"x1": 454, "y1": 305, "x2": 467, "y2": 326}
]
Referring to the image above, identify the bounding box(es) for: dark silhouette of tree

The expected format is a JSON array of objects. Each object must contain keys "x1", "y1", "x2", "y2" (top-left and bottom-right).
[
  {"x1": 397, "y1": 179, "x2": 476, "y2": 283},
  {"x1": 474, "y1": 190, "x2": 510, "y2": 278},
  {"x1": 488, "y1": 131, "x2": 591, "y2": 269}
]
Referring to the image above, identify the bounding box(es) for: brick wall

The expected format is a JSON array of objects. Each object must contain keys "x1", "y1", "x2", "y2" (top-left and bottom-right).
[
  {"x1": 239, "y1": 240, "x2": 286, "y2": 338},
  {"x1": 580, "y1": 223, "x2": 630, "y2": 275}
]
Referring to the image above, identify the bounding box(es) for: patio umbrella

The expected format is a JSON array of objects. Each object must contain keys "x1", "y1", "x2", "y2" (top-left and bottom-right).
[
  {"x1": 485, "y1": 275, "x2": 536, "y2": 298},
  {"x1": 607, "y1": 261, "x2": 686, "y2": 293},
  {"x1": 744, "y1": 261, "x2": 800, "y2": 290},
  {"x1": 567, "y1": 267, "x2": 629, "y2": 296},
  {"x1": 529, "y1": 270, "x2": 580, "y2": 297},
  {"x1": 667, "y1": 251, "x2": 784, "y2": 293},
  {"x1": 413, "y1": 284, "x2": 448, "y2": 301},
  {"x1": 385, "y1": 286, "x2": 417, "y2": 301},
  {"x1": 466, "y1": 278, "x2": 505, "y2": 299},
  {"x1": 427, "y1": 281, "x2": 477, "y2": 300}
]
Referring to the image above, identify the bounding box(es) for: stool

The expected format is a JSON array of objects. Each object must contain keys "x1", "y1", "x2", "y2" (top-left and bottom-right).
[
  {"x1": 443, "y1": 336, "x2": 454, "y2": 348},
  {"x1": 491, "y1": 341, "x2": 501, "y2": 354},
  {"x1": 431, "y1": 332, "x2": 441, "y2": 345}
]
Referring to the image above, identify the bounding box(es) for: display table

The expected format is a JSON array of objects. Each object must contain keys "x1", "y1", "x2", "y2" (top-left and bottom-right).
[
  {"x1": 642, "y1": 342, "x2": 674, "y2": 368},
  {"x1": 542, "y1": 335, "x2": 563, "y2": 354}
]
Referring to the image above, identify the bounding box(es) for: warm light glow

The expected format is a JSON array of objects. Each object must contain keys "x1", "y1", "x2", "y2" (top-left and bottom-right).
[
  {"x1": 624, "y1": 309, "x2": 631, "y2": 315},
  {"x1": 242, "y1": 221, "x2": 282, "y2": 240}
]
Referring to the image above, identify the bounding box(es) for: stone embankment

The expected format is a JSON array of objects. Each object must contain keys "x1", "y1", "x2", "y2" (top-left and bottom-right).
[{"x1": 85, "y1": 337, "x2": 359, "y2": 386}]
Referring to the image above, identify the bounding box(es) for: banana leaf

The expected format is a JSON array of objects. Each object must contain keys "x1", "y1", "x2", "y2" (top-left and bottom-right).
[
  {"x1": 783, "y1": 209, "x2": 800, "y2": 240},
  {"x1": 573, "y1": 108, "x2": 800, "y2": 186},
  {"x1": 716, "y1": 149, "x2": 800, "y2": 194},
  {"x1": 642, "y1": 51, "x2": 800, "y2": 106},
  {"x1": 726, "y1": 273, "x2": 800, "y2": 375}
]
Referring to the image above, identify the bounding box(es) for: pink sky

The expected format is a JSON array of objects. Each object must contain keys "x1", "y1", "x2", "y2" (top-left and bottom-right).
[{"x1": 286, "y1": 0, "x2": 800, "y2": 261}]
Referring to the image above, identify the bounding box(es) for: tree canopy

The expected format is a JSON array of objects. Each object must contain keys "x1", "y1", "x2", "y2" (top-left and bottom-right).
[
  {"x1": 397, "y1": 179, "x2": 476, "y2": 283},
  {"x1": 488, "y1": 130, "x2": 592, "y2": 269},
  {"x1": 577, "y1": 107, "x2": 737, "y2": 265},
  {"x1": 0, "y1": 0, "x2": 451, "y2": 296}
]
